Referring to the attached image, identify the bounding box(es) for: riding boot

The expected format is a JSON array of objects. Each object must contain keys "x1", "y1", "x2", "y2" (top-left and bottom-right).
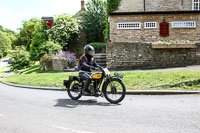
[{"x1": 83, "y1": 78, "x2": 91, "y2": 95}]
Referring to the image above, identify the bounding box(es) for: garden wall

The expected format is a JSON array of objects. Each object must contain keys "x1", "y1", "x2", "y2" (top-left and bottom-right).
[{"x1": 106, "y1": 42, "x2": 200, "y2": 70}]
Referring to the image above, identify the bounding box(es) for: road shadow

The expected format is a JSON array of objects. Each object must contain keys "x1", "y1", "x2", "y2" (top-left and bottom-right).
[{"x1": 54, "y1": 98, "x2": 120, "y2": 108}]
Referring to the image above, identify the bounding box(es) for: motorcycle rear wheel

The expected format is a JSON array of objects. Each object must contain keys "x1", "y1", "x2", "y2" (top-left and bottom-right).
[{"x1": 67, "y1": 79, "x2": 82, "y2": 100}]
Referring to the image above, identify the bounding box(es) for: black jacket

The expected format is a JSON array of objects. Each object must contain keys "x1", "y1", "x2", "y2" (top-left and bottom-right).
[{"x1": 79, "y1": 54, "x2": 98, "y2": 72}]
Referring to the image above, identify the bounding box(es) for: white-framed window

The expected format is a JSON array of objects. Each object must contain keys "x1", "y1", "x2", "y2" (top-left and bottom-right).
[
  {"x1": 192, "y1": 0, "x2": 200, "y2": 10},
  {"x1": 144, "y1": 22, "x2": 157, "y2": 29},
  {"x1": 171, "y1": 21, "x2": 196, "y2": 28},
  {"x1": 117, "y1": 22, "x2": 141, "y2": 29}
]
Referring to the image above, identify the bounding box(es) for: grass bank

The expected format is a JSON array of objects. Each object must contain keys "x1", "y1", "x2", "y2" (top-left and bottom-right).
[{"x1": 1, "y1": 70, "x2": 200, "y2": 90}]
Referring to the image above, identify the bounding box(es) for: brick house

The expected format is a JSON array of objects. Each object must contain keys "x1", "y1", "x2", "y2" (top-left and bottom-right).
[{"x1": 107, "y1": 0, "x2": 200, "y2": 70}]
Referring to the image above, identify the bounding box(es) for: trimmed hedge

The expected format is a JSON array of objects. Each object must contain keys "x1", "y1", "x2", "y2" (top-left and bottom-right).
[{"x1": 89, "y1": 42, "x2": 106, "y2": 53}]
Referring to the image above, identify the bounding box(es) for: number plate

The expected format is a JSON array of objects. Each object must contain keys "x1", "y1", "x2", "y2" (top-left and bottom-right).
[{"x1": 104, "y1": 68, "x2": 111, "y2": 75}]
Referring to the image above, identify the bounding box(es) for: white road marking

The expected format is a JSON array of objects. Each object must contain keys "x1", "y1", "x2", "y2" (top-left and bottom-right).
[{"x1": 52, "y1": 125, "x2": 94, "y2": 133}]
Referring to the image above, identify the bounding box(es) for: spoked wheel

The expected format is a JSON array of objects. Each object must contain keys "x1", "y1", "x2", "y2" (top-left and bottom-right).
[
  {"x1": 67, "y1": 79, "x2": 82, "y2": 100},
  {"x1": 103, "y1": 78, "x2": 126, "y2": 104}
]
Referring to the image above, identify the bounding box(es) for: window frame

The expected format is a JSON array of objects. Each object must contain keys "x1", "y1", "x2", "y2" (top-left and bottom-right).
[
  {"x1": 117, "y1": 22, "x2": 142, "y2": 30},
  {"x1": 192, "y1": 0, "x2": 200, "y2": 10},
  {"x1": 144, "y1": 22, "x2": 158, "y2": 29},
  {"x1": 171, "y1": 21, "x2": 196, "y2": 28}
]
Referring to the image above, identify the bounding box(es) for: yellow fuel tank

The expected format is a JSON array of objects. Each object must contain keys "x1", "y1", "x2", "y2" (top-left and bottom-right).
[{"x1": 92, "y1": 74, "x2": 102, "y2": 79}]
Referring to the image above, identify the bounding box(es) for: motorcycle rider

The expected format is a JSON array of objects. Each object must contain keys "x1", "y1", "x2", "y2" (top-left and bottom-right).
[{"x1": 78, "y1": 45, "x2": 99, "y2": 95}]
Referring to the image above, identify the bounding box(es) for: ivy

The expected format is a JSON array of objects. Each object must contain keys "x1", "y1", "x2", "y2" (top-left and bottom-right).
[{"x1": 105, "y1": 0, "x2": 121, "y2": 41}]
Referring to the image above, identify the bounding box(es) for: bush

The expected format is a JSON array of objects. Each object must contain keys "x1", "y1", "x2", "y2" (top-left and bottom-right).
[
  {"x1": 56, "y1": 51, "x2": 77, "y2": 68},
  {"x1": 31, "y1": 40, "x2": 62, "y2": 61},
  {"x1": 48, "y1": 15, "x2": 79, "y2": 49},
  {"x1": 10, "y1": 47, "x2": 32, "y2": 70},
  {"x1": 30, "y1": 21, "x2": 58, "y2": 61},
  {"x1": 71, "y1": 48, "x2": 84, "y2": 59},
  {"x1": 89, "y1": 42, "x2": 106, "y2": 53}
]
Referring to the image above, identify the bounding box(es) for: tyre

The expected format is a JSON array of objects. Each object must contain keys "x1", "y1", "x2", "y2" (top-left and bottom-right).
[
  {"x1": 67, "y1": 79, "x2": 82, "y2": 100},
  {"x1": 103, "y1": 78, "x2": 126, "y2": 104}
]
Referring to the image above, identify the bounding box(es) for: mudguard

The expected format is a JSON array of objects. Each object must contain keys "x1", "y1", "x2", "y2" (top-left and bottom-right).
[
  {"x1": 102, "y1": 77, "x2": 121, "y2": 92},
  {"x1": 63, "y1": 76, "x2": 81, "y2": 87}
]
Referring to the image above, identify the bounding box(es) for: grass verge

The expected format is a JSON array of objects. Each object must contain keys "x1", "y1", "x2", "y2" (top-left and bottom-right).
[
  {"x1": 18, "y1": 62, "x2": 64, "y2": 74},
  {"x1": 1, "y1": 70, "x2": 200, "y2": 90}
]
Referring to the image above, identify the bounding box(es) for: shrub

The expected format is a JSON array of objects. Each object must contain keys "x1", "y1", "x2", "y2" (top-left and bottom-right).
[
  {"x1": 48, "y1": 15, "x2": 79, "y2": 49},
  {"x1": 71, "y1": 48, "x2": 84, "y2": 59},
  {"x1": 31, "y1": 40, "x2": 62, "y2": 61},
  {"x1": 10, "y1": 47, "x2": 32, "y2": 70},
  {"x1": 56, "y1": 51, "x2": 77, "y2": 68},
  {"x1": 30, "y1": 21, "x2": 62, "y2": 61},
  {"x1": 89, "y1": 42, "x2": 106, "y2": 53}
]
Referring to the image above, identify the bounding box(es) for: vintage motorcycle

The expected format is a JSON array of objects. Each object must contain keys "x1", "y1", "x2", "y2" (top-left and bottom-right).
[{"x1": 64, "y1": 66, "x2": 126, "y2": 104}]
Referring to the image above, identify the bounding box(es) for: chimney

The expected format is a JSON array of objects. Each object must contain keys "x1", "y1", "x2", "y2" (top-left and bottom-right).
[{"x1": 81, "y1": 0, "x2": 85, "y2": 10}]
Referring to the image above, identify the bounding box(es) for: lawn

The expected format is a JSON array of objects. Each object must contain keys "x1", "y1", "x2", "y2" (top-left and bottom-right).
[
  {"x1": 19, "y1": 62, "x2": 64, "y2": 74},
  {"x1": 1, "y1": 70, "x2": 200, "y2": 90}
]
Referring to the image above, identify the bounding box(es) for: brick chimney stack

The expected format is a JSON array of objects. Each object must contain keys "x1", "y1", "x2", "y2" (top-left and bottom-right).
[{"x1": 81, "y1": 0, "x2": 85, "y2": 10}]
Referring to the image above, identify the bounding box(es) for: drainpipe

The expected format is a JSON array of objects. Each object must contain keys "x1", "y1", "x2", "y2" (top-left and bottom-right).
[{"x1": 144, "y1": 0, "x2": 146, "y2": 12}]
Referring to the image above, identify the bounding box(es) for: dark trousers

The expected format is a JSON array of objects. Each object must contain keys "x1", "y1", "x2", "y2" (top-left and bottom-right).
[{"x1": 79, "y1": 72, "x2": 92, "y2": 91}]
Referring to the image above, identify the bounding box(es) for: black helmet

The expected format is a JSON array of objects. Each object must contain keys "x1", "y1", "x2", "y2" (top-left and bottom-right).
[{"x1": 84, "y1": 45, "x2": 95, "y2": 56}]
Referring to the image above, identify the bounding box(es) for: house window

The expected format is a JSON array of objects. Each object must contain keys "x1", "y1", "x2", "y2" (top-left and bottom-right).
[
  {"x1": 117, "y1": 22, "x2": 141, "y2": 29},
  {"x1": 193, "y1": 0, "x2": 200, "y2": 10},
  {"x1": 171, "y1": 21, "x2": 196, "y2": 28},
  {"x1": 144, "y1": 22, "x2": 157, "y2": 29}
]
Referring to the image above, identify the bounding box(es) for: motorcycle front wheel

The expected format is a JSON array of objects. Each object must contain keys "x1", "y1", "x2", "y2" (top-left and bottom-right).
[
  {"x1": 67, "y1": 79, "x2": 82, "y2": 100},
  {"x1": 103, "y1": 78, "x2": 126, "y2": 104}
]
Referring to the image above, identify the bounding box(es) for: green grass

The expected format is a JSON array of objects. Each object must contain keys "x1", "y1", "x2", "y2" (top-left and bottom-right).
[
  {"x1": 0, "y1": 67, "x2": 6, "y2": 74},
  {"x1": 2, "y1": 70, "x2": 200, "y2": 90},
  {"x1": 19, "y1": 62, "x2": 64, "y2": 74}
]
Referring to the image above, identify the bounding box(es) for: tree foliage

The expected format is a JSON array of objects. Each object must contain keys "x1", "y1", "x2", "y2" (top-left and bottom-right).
[
  {"x1": 15, "y1": 18, "x2": 39, "y2": 50},
  {"x1": 105, "y1": 0, "x2": 121, "y2": 41},
  {"x1": 0, "y1": 31, "x2": 12, "y2": 57},
  {"x1": 30, "y1": 22, "x2": 61, "y2": 61},
  {"x1": 0, "y1": 25, "x2": 19, "y2": 49},
  {"x1": 81, "y1": 0, "x2": 106, "y2": 43},
  {"x1": 48, "y1": 15, "x2": 79, "y2": 49},
  {"x1": 10, "y1": 46, "x2": 32, "y2": 70}
]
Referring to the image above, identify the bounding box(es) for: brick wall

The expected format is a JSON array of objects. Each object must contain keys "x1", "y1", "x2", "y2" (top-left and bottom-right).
[
  {"x1": 106, "y1": 42, "x2": 200, "y2": 69},
  {"x1": 110, "y1": 13, "x2": 200, "y2": 43},
  {"x1": 116, "y1": 0, "x2": 192, "y2": 12}
]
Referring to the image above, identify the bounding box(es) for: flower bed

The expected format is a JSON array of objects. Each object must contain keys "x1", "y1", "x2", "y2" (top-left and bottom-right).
[
  {"x1": 152, "y1": 44, "x2": 197, "y2": 49},
  {"x1": 152, "y1": 39, "x2": 197, "y2": 49}
]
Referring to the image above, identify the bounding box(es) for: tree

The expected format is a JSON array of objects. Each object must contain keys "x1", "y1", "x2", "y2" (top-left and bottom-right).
[
  {"x1": 81, "y1": 0, "x2": 106, "y2": 43},
  {"x1": 16, "y1": 18, "x2": 39, "y2": 50},
  {"x1": 0, "y1": 25, "x2": 18, "y2": 49},
  {"x1": 48, "y1": 15, "x2": 79, "y2": 49},
  {"x1": 0, "y1": 31, "x2": 11, "y2": 57},
  {"x1": 30, "y1": 22, "x2": 62, "y2": 61}
]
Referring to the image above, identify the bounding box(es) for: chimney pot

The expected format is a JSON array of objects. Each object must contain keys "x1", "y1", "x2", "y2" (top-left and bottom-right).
[{"x1": 81, "y1": 0, "x2": 85, "y2": 10}]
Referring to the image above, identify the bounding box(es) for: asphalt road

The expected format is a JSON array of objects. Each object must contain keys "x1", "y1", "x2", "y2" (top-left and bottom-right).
[{"x1": 0, "y1": 83, "x2": 200, "y2": 133}]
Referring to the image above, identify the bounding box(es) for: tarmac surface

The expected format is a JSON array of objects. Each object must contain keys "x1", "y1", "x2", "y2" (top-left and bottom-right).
[{"x1": 0, "y1": 83, "x2": 200, "y2": 133}]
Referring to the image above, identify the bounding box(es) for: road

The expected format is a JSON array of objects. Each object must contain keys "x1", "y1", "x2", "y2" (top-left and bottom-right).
[{"x1": 0, "y1": 83, "x2": 200, "y2": 133}]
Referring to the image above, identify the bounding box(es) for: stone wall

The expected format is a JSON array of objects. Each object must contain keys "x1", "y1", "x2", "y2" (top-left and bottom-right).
[
  {"x1": 110, "y1": 13, "x2": 200, "y2": 43},
  {"x1": 106, "y1": 42, "x2": 200, "y2": 70},
  {"x1": 116, "y1": 0, "x2": 192, "y2": 12}
]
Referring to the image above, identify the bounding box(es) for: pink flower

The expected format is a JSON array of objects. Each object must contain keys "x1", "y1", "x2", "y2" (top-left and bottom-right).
[{"x1": 173, "y1": 37, "x2": 176, "y2": 40}]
